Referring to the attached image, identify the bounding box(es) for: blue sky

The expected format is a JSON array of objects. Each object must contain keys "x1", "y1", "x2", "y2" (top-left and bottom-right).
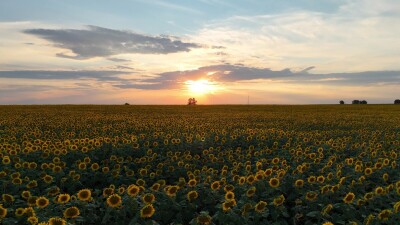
[{"x1": 0, "y1": 0, "x2": 400, "y2": 104}]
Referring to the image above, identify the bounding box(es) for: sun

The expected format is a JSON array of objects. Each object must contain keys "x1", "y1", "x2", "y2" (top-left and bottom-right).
[{"x1": 185, "y1": 80, "x2": 216, "y2": 95}]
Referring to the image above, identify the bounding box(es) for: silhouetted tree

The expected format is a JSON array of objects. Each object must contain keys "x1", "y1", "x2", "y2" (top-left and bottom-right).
[
  {"x1": 124, "y1": 103, "x2": 130, "y2": 105},
  {"x1": 352, "y1": 100, "x2": 360, "y2": 104},
  {"x1": 188, "y1": 98, "x2": 197, "y2": 105},
  {"x1": 360, "y1": 100, "x2": 367, "y2": 104},
  {"x1": 395, "y1": 99, "x2": 400, "y2": 104},
  {"x1": 340, "y1": 100, "x2": 345, "y2": 104}
]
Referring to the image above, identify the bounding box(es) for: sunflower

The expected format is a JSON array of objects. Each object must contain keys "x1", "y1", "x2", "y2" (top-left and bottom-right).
[
  {"x1": 322, "y1": 222, "x2": 334, "y2": 225},
  {"x1": 322, "y1": 204, "x2": 333, "y2": 216},
  {"x1": 224, "y1": 191, "x2": 235, "y2": 201},
  {"x1": 43, "y1": 175, "x2": 53, "y2": 184},
  {"x1": 77, "y1": 189, "x2": 91, "y2": 201},
  {"x1": 306, "y1": 191, "x2": 318, "y2": 201},
  {"x1": 264, "y1": 169, "x2": 273, "y2": 177},
  {"x1": 364, "y1": 167, "x2": 373, "y2": 176},
  {"x1": 27, "y1": 216, "x2": 38, "y2": 225},
  {"x1": 254, "y1": 201, "x2": 267, "y2": 213},
  {"x1": 118, "y1": 187, "x2": 125, "y2": 194},
  {"x1": 142, "y1": 193, "x2": 155, "y2": 204},
  {"x1": 150, "y1": 183, "x2": 161, "y2": 192},
  {"x1": 364, "y1": 192, "x2": 374, "y2": 201},
  {"x1": 24, "y1": 207, "x2": 35, "y2": 217},
  {"x1": 210, "y1": 181, "x2": 220, "y2": 191},
  {"x1": 375, "y1": 187, "x2": 384, "y2": 195},
  {"x1": 320, "y1": 185, "x2": 330, "y2": 194},
  {"x1": 101, "y1": 187, "x2": 113, "y2": 197},
  {"x1": 273, "y1": 195, "x2": 285, "y2": 206},
  {"x1": 246, "y1": 175, "x2": 255, "y2": 185},
  {"x1": 127, "y1": 185, "x2": 140, "y2": 197},
  {"x1": 382, "y1": 173, "x2": 389, "y2": 182},
  {"x1": 0, "y1": 204, "x2": 7, "y2": 219},
  {"x1": 106, "y1": 194, "x2": 122, "y2": 208},
  {"x1": 241, "y1": 203, "x2": 252, "y2": 215},
  {"x1": 36, "y1": 197, "x2": 50, "y2": 208},
  {"x1": 63, "y1": 206, "x2": 80, "y2": 219},
  {"x1": 317, "y1": 176, "x2": 325, "y2": 183},
  {"x1": 15, "y1": 207, "x2": 25, "y2": 217},
  {"x1": 394, "y1": 201, "x2": 400, "y2": 213},
  {"x1": 269, "y1": 178, "x2": 280, "y2": 188},
  {"x1": 378, "y1": 209, "x2": 392, "y2": 221},
  {"x1": 166, "y1": 185, "x2": 179, "y2": 197},
  {"x1": 57, "y1": 194, "x2": 70, "y2": 204},
  {"x1": 196, "y1": 212, "x2": 212, "y2": 225},
  {"x1": 343, "y1": 192, "x2": 355, "y2": 204},
  {"x1": 188, "y1": 179, "x2": 197, "y2": 187},
  {"x1": 222, "y1": 201, "x2": 231, "y2": 212},
  {"x1": 140, "y1": 204, "x2": 155, "y2": 218},
  {"x1": 2, "y1": 194, "x2": 14, "y2": 203},
  {"x1": 48, "y1": 217, "x2": 66, "y2": 225},
  {"x1": 136, "y1": 179, "x2": 146, "y2": 187},
  {"x1": 224, "y1": 184, "x2": 235, "y2": 192},
  {"x1": 246, "y1": 187, "x2": 256, "y2": 197},
  {"x1": 187, "y1": 190, "x2": 199, "y2": 201},
  {"x1": 307, "y1": 176, "x2": 316, "y2": 184},
  {"x1": 295, "y1": 179, "x2": 304, "y2": 187},
  {"x1": 238, "y1": 177, "x2": 246, "y2": 185},
  {"x1": 90, "y1": 163, "x2": 99, "y2": 171}
]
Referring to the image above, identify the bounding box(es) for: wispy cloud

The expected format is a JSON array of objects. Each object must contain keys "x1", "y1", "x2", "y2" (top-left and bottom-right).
[
  {"x1": 24, "y1": 25, "x2": 202, "y2": 60},
  {"x1": 112, "y1": 64, "x2": 400, "y2": 89},
  {"x1": 132, "y1": 0, "x2": 203, "y2": 15},
  {"x1": 0, "y1": 70, "x2": 134, "y2": 82}
]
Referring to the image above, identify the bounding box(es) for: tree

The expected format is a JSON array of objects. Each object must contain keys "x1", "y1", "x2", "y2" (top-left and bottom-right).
[
  {"x1": 188, "y1": 98, "x2": 197, "y2": 105},
  {"x1": 340, "y1": 100, "x2": 345, "y2": 104},
  {"x1": 124, "y1": 103, "x2": 130, "y2": 105},
  {"x1": 395, "y1": 99, "x2": 400, "y2": 104},
  {"x1": 360, "y1": 100, "x2": 367, "y2": 104},
  {"x1": 352, "y1": 100, "x2": 360, "y2": 104}
]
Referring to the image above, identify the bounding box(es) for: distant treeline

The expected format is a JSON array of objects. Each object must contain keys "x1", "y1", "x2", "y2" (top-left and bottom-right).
[{"x1": 339, "y1": 99, "x2": 400, "y2": 104}]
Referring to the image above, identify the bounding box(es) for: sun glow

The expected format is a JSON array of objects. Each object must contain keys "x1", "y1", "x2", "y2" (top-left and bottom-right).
[{"x1": 185, "y1": 79, "x2": 217, "y2": 95}]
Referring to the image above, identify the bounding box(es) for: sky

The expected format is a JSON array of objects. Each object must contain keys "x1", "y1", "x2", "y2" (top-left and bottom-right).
[{"x1": 1, "y1": 0, "x2": 400, "y2": 104}]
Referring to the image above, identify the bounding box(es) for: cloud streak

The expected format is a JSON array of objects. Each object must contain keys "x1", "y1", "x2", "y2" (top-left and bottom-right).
[
  {"x1": 24, "y1": 25, "x2": 202, "y2": 59},
  {"x1": 0, "y1": 70, "x2": 133, "y2": 82},
  {"x1": 113, "y1": 64, "x2": 400, "y2": 89}
]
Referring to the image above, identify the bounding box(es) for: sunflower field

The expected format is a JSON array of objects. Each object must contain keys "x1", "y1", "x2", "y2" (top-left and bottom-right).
[{"x1": 0, "y1": 105, "x2": 399, "y2": 225}]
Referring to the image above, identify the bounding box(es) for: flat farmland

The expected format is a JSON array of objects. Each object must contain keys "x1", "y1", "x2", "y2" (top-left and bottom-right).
[{"x1": 0, "y1": 105, "x2": 399, "y2": 225}]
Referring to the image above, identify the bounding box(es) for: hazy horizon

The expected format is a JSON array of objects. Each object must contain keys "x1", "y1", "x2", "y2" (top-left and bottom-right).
[{"x1": 1, "y1": 0, "x2": 400, "y2": 104}]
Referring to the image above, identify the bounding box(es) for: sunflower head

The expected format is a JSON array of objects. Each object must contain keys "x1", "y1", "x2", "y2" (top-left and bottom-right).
[
  {"x1": 273, "y1": 195, "x2": 285, "y2": 206},
  {"x1": 210, "y1": 181, "x2": 220, "y2": 191},
  {"x1": 140, "y1": 204, "x2": 155, "y2": 218},
  {"x1": 269, "y1": 178, "x2": 280, "y2": 188},
  {"x1": 48, "y1": 217, "x2": 66, "y2": 225},
  {"x1": 127, "y1": 184, "x2": 140, "y2": 197},
  {"x1": 187, "y1": 191, "x2": 199, "y2": 202},
  {"x1": 196, "y1": 212, "x2": 212, "y2": 225},
  {"x1": 224, "y1": 191, "x2": 235, "y2": 201},
  {"x1": 378, "y1": 209, "x2": 392, "y2": 221},
  {"x1": 63, "y1": 206, "x2": 80, "y2": 219},
  {"x1": 106, "y1": 194, "x2": 122, "y2": 208},
  {"x1": 36, "y1": 197, "x2": 50, "y2": 208},
  {"x1": 142, "y1": 193, "x2": 155, "y2": 204},
  {"x1": 0, "y1": 204, "x2": 7, "y2": 219},
  {"x1": 254, "y1": 200, "x2": 267, "y2": 213},
  {"x1": 57, "y1": 194, "x2": 70, "y2": 204},
  {"x1": 77, "y1": 189, "x2": 91, "y2": 201},
  {"x1": 343, "y1": 192, "x2": 355, "y2": 204}
]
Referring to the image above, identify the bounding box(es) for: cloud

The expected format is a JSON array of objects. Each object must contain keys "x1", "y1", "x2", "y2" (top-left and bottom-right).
[
  {"x1": 0, "y1": 70, "x2": 133, "y2": 82},
  {"x1": 189, "y1": 0, "x2": 400, "y2": 73},
  {"x1": 112, "y1": 64, "x2": 400, "y2": 90},
  {"x1": 107, "y1": 57, "x2": 131, "y2": 62},
  {"x1": 23, "y1": 25, "x2": 202, "y2": 59}
]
